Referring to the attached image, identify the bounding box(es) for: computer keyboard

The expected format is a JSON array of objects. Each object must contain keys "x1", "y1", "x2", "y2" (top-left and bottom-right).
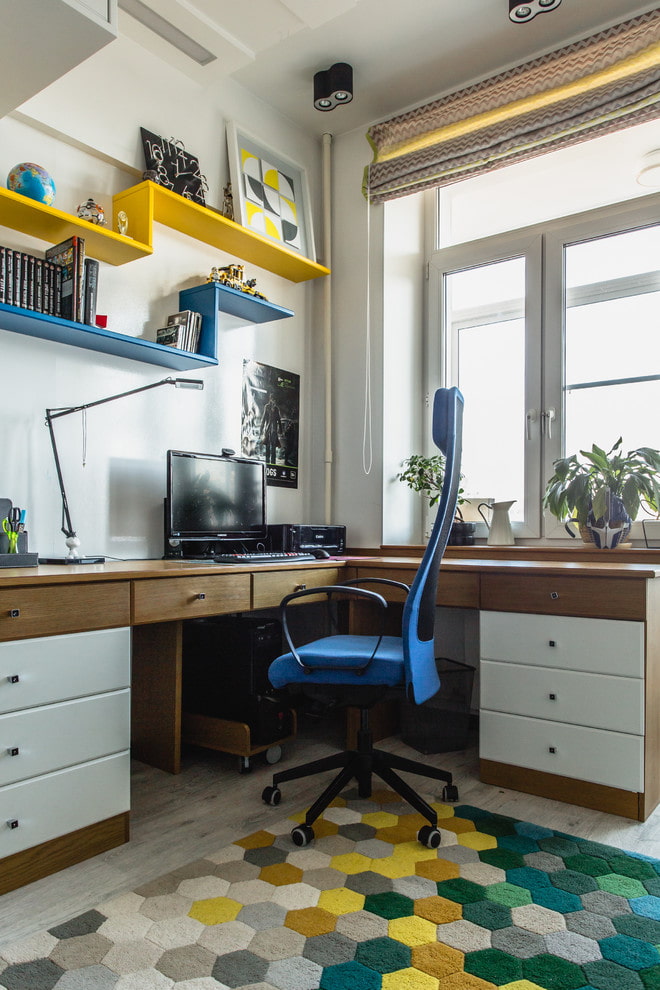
[{"x1": 211, "y1": 551, "x2": 318, "y2": 564}]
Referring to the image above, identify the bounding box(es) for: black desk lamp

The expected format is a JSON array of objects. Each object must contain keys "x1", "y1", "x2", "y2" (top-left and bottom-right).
[{"x1": 44, "y1": 376, "x2": 204, "y2": 564}]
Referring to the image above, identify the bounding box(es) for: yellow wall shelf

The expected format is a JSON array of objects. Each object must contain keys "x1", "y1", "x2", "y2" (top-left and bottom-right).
[
  {"x1": 0, "y1": 187, "x2": 152, "y2": 265},
  {"x1": 112, "y1": 181, "x2": 330, "y2": 283}
]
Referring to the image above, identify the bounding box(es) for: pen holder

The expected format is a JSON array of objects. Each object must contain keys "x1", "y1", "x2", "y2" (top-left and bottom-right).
[
  {"x1": 0, "y1": 497, "x2": 38, "y2": 566},
  {"x1": 0, "y1": 530, "x2": 28, "y2": 554}
]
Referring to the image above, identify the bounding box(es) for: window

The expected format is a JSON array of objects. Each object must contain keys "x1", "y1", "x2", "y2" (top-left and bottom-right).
[{"x1": 429, "y1": 195, "x2": 660, "y2": 539}]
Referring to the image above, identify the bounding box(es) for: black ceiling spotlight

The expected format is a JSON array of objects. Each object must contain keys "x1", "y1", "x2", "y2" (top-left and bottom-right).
[
  {"x1": 509, "y1": 0, "x2": 561, "y2": 22},
  {"x1": 313, "y1": 62, "x2": 353, "y2": 111}
]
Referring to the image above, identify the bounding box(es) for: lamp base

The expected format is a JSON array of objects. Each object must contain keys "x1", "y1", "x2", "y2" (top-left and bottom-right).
[{"x1": 38, "y1": 556, "x2": 106, "y2": 564}]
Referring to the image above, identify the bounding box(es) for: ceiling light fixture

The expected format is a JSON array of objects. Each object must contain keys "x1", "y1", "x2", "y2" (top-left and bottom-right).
[
  {"x1": 118, "y1": 0, "x2": 217, "y2": 65},
  {"x1": 637, "y1": 149, "x2": 660, "y2": 188},
  {"x1": 509, "y1": 0, "x2": 562, "y2": 22},
  {"x1": 314, "y1": 62, "x2": 353, "y2": 112}
]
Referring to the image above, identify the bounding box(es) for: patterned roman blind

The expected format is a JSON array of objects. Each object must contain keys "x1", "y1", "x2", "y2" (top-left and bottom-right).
[{"x1": 365, "y1": 9, "x2": 660, "y2": 204}]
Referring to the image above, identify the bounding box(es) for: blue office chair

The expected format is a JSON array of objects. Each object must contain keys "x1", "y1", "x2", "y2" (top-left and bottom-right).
[{"x1": 262, "y1": 387, "x2": 464, "y2": 848}]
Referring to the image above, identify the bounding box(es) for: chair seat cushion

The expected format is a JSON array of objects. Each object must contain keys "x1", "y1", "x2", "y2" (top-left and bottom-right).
[{"x1": 269, "y1": 635, "x2": 405, "y2": 688}]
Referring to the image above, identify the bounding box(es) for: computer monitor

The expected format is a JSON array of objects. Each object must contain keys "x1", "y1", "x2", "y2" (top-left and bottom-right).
[{"x1": 166, "y1": 449, "x2": 267, "y2": 544}]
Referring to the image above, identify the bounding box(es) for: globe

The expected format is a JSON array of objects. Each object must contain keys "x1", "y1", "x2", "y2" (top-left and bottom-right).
[{"x1": 7, "y1": 162, "x2": 56, "y2": 206}]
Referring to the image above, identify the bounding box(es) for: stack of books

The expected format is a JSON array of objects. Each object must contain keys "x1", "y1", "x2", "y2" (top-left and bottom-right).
[
  {"x1": 156, "y1": 310, "x2": 202, "y2": 352},
  {"x1": 0, "y1": 237, "x2": 99, "y2": 326}
]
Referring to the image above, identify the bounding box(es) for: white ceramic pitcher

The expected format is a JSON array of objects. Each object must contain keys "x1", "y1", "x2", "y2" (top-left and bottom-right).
[{"x1": 478, "y1": 500, "x2": 516, "y2": 545}]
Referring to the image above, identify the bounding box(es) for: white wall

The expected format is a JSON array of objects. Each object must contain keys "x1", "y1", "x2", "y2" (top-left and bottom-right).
[{"x1": 0, "y1": 34, "x2": 328, "y2": 560}]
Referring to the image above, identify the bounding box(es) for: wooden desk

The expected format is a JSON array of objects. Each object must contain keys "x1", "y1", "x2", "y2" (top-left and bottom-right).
[{"x1": 1, "y1": 554, "x2": 659, "y2": 893}]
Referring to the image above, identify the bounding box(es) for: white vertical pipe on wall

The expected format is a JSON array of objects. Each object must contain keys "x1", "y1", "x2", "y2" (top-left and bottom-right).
[{"x1": 322, "y1": 132, "x2": 333, "y2": 523}]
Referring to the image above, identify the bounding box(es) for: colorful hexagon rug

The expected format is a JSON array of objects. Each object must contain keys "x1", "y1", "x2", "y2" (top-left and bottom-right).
[{"x1": 3, "y1": 790, "x2": 660, "y2": 989}]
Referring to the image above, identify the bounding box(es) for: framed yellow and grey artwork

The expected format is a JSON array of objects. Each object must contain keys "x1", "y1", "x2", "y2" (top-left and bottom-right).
[{"x1": 227, "y1": 122, "x2": 315, "y2": 260}]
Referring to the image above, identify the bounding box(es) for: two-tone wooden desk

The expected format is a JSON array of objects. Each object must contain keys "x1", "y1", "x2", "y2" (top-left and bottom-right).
[{"x1": 1, "y1": 554, "x2": 659, "y2": 893}]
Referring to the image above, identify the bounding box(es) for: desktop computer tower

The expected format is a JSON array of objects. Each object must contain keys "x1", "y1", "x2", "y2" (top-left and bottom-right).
[{"x1": 182, "y1": 615, "x2": 290, "y2": 744}]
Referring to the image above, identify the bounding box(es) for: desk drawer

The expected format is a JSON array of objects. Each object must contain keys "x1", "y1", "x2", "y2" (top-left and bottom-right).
[
  {"x1": 132, "y1": 575, "x2": 250, "y2": 624},
  {"x1": 0, "y1": 627, "x2": 130, "y2": 714},
  {"x1": 0, "y1": 690, "x2": 130, "y2": 786},
  {"x1": 351, "y1": 567, "x2": 479, "y2": 609},
  {"x1": 480, "y1": 710, "x2": 643, "y2": 791},
  {"x1": 252, "y1": 568, "x2": 342, "y2": 610},
  {"x1": 0, "y1": 582, "x2": 130, "y2": 641},
  {"x1": 481, "y1": 660, "x2": 643, "y2": 734},
  {"x1": 0, "y1": 752, "x2": 130, "y2": 858},
  {"x1": 481, "y1": 574, "x2": 645, "y2": 620},
  {"x1": 480, "y1": 611, "x2": 643, "y2": 677}
]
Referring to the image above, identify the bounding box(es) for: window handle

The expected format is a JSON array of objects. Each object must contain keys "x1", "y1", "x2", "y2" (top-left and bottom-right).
[
  {"x1": 542, "y1": 408, "x2": 556, "y2": 439},
  {"x1": 525, "y1": 409, "x2": 538, "y2": 440}
]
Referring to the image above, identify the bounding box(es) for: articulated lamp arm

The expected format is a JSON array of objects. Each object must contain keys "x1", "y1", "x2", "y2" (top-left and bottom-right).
[{"x1": 44, "y1": 376, "x2": 204, "y2": 562}]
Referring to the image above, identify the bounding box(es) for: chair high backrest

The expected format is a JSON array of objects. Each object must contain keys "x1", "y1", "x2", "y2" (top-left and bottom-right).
[{"x1": 402, "y1": 387, "x2": 464, "y2": 704}]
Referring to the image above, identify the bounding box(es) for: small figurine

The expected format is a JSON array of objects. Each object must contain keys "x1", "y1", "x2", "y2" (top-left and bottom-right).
[
  {"x1": 76, "y1": 197, "x2": 106, "y2": 225},
  {"x1": 221, "y1": 182, "x2": 234, "y2": 221},
  {"x1": 117, "y1": 210, "x2": 129, "y2": 236},
  {"x1": 206, "y1": 263, "x2": 267, "y2": 300}
]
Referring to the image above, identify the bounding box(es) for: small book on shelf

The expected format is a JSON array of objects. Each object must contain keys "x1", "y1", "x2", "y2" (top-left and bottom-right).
[
  {"x1": 83, "y1": 258, "x2": 99, "y2": 326},
  {"x1": 45, "y1": 236, "x2": 85, "y2": 322},
  {"x1": 160, "y1": 309, "x2": 201, "y2": 352}
]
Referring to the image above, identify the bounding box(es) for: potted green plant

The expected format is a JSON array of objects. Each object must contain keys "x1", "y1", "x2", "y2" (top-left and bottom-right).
[
  {"x1": 397, "y1": 454, "x2": 472, "y2": 544},
  {"x1": 543, "y1": 438, "x2": 660, "y2": 548}
]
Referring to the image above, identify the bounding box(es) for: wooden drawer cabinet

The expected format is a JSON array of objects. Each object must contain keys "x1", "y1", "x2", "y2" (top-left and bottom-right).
[
  {"x1": 0, "y1": 627, "x2": 130, "y2": 713},
  {"x1": 0, "y1": 690, "x2": 130, "y2": 786},
  {"x1": 252, "y1": 567, "x2": 341, "y2": 610},
  {"x1": 0, "y1": 625, "x2": 132, "y2": 890},
  {"x1": 132, "y1": 574, "x2": 250, "y2": 624},
  {"x1": 480, "y1": 608, "x2": 647, "y2": 817},
  {"x1": 0, "y1": 752, "x2": 130, "y2": 858},
  {"x1": 0, "y1": 582, "x2": 130, "y2": 640}
]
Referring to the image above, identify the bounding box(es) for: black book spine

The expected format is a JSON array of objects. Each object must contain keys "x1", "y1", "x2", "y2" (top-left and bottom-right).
[
  {"x1": 5, "y1": 250, "x2": 13, "y2": 306},
  {"x1": 13, "y1": 251, "x2": 21, "y2": 309},
  {"x1": 83, "y1": 258, "x2": 99, "y2": 326},
  {"x1": 34, "y1": 258, "x2": 43, "y2": 312},
  {"x1": 26, "y1": 253, "x2": 35, "y2": 310}
]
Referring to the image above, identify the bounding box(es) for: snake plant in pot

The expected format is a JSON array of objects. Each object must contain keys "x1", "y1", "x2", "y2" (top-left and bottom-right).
[
  {"x1": 543, "y1": 438, "x2": 660, "y2": 548},
  {"x1": 397, "y1": 454, "x2": 472, "y2": 544}
]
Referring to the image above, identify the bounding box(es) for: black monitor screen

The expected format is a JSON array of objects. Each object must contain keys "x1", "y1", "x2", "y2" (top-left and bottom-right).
[{"x1": 167, "y1": 450, "x2": 266, "y2": 541}]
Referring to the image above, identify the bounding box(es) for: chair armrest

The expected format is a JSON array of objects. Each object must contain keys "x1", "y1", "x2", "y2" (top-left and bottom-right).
[
  {"x1": 279, "y1": 584, "x2": 390, "y2": 673},
  {"x1": 343, "y1": 577, "x2": 411, "y2": 595}
]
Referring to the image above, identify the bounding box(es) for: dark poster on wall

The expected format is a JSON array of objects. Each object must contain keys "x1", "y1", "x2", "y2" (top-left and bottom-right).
[{"x1": 242, "y1": 360, "x2": 299, "y2": 489}]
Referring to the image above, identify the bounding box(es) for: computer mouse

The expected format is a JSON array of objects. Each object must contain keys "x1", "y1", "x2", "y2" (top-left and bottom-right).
[{"x1": 312, "y1": 548, "x2": 331, "y2": 559}]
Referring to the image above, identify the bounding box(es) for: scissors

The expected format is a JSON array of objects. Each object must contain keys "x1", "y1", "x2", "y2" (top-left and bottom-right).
[{"x1": 2, "y1": 508, "x2": 22, "y2": 553}]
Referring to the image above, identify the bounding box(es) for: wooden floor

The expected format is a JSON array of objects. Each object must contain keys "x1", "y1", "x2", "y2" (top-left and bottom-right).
[{"x1": 2, "y1": 716, "x2": 660, "y2": 951}]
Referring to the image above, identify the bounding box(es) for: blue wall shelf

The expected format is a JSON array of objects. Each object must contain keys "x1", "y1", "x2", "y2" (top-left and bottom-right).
[
  {"x1": 0, "y1": 303, "x2": 218, "y2": 371},
  {"x1": 179, "y1": 281, "x2": 294, "y2": 332}
]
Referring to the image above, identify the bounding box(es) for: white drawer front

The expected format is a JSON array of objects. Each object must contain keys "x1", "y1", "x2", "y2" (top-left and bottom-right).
[
  {"x1": 480, "y1": 710, "x2": 643, "y2": 791},
  {"x1": 480, "y1": 611, "x2": 643, "y2": 677},
  {"x1": 0, "y1": 690, "x2": 130, "y2": 787},
  {"x1": 0, "y1": 627, "x2": 130, "y2": 714},
  {"x1": 0, "y1": 752, "x2": 130, "y2": 857},
  {"x1": 481, "y1": 661, "x2": 644, "y2": 735}
]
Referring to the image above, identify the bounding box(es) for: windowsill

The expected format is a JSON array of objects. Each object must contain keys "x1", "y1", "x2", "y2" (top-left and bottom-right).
[{"x1": 377, "y1": 543, "x2": 660, "y2": 564}]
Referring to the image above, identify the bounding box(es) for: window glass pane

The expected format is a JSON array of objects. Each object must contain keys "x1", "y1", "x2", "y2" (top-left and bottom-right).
[
  {"x1": 565, "y1": 292, "x2": 660, "y2": 386},
  {"x1": 564, "y1": 222, "x2": 660, "y2": 458},
  {"x1": 445, "y1": 258, "x2": 525, "y2": 519},
  {"x1": 565, "y1": 380, "x2": 660, "y2": 456}
]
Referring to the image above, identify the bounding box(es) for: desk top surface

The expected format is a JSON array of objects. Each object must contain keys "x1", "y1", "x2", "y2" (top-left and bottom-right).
[{"x1": 0, "y1": 554, "x2": 659, "y2": 587}]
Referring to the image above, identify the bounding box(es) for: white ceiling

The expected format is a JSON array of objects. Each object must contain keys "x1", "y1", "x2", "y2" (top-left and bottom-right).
[{"x1": 118, "y1": 0, "x2": 660, "y2": 136}]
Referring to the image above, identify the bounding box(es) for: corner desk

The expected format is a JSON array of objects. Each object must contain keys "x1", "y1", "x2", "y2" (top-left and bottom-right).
[{"x1": 0, "y1": 553, "x2": 658, "y2": 894}]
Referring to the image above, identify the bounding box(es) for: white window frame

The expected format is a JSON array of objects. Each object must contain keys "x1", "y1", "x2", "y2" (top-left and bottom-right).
[{"x1": 428, "y1": 191, "x2": 660, "y2": 541}]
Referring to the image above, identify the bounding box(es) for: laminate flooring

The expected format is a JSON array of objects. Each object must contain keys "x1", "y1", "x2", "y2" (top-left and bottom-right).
[{"x1": 2, "y1": 715, "x2": 660, "y2": 951}]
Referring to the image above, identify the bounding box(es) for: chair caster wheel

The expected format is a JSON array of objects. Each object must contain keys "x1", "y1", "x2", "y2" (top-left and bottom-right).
[
  {"x1": 238, "y1": 757, "x2": 252, "y2": 774},
  {"x1": 418, "y1": 825, "x2": 442, "y2": 849},
  {"x1": 291, "y1": 824, "x2": 314, "y2": 847},
  {"x1": 442, "y1": 784, "x2": 459, "y2": 802},
  {"x1": 262, "y1": 785, "x2": 281, "y2": 806},
  {"x1": 266, "y1": 745, "x2": 282, "y2": 765}
]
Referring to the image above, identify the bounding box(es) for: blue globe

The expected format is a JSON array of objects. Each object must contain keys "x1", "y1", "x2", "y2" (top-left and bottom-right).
[{"x1": 7, "y1": 162, "x2": 56, "y2": 206}]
